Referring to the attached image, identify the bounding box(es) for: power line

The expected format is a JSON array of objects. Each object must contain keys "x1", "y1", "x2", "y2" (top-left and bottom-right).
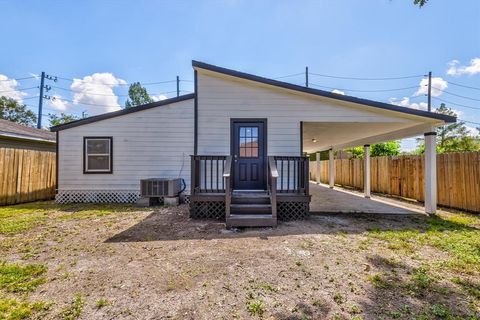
[
  {"x1": 56, "y1": 96, "x2": 183, "y2": 109},
  {"x1": 53, "y1": 97, "x2": 121, "y2": 108},
  {"x1": 0, "y1": 76, "x2": 36, "y2": 82},
  {"x1": 432, "y1": 87, "x2": 480, "y2": 102},
  {"x1": 273, "y1": 72, "x2": 304, "y2": 80},
  {"x1": 432, "y1": 97, "x2": 480, "y2": 110},
  {"x1": 50, "y1": 85, "x2": 178, "y2": 97},
  {"x1": 55, "y1": 76, "x2": 178, "y2": 86},
  {"x1": 461, "y1": 119, "x2": 480, "y2": 126},
  {"x1": 0, "y1": 86, "x2": 38, "y2": 93},
  {"x1": 448, "y1": 81, "x2": 480, "y2": 91},
  {"x1": 22, "y1": 96, "x2": 40, "y2": 100},
  {"x1": 309, "y1": 72, "x2": 424, "y2": 81},
  {"x1": 309, "y1": 83, "x2": 419, "y2": 93}
]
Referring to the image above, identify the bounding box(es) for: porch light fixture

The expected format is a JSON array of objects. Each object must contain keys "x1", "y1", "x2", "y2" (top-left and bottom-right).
[{"x1": 312, "y1": 138, "x2": 317, "y2": 143}]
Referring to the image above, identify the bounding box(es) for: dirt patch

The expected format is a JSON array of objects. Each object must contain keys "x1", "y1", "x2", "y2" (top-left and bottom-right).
[{"x1": 0, "y1": 203, "x2": 479, "y2": 319}]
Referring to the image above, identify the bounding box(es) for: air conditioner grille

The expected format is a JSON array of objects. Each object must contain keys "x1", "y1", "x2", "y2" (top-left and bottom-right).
[{"x1": 140, "y1": 178, "x2": 182, "y2": 197}]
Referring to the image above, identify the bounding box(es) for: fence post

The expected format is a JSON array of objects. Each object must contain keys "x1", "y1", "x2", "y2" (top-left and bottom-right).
[
  {"x1": 364, "y1": 145, "x2": 371, "y2": 198},
  {"x1": 329, "y1": 148, "x2": 334, "y2": 188}
]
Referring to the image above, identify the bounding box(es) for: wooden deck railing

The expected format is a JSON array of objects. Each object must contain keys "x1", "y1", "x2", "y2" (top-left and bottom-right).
[
  {"x1": 190, "y1": 155, "x2": 228, "y2": 194},
  {"x1": 191, "y1": 155, "x2": 309, "y2": 196},
  {"x1": 273, "y1": 156, "x2": 309, "y2": 195}
]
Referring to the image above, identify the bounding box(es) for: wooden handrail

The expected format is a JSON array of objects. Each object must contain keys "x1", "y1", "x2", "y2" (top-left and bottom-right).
[
  {"x1": 268, "y1": 156, "x2": 279, "y2": 178},
  {"x1": 224, "y1": 156, "x2": 233, "y2": 221},
  {"x1": 223, "y1": 156, "x2": 232, "y2": 178},
  {"x1": 268, "y1": 156, "x2": 278, "y2": 220}
]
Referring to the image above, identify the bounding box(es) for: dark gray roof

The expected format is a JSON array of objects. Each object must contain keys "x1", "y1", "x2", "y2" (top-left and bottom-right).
[
  {"x1": 50, "y1": 94, "x2": 195, "y2": 131},
  {"x1": 192, "y1": 60, "x2": 456, "y2": 123},
  {"x1": 0, "y1": 119, "x2": 56, "y2": 142}
]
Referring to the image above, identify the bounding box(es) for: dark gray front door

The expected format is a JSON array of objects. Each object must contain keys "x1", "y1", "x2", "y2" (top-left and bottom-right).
[{"x1": 231, "y1": 120, "x2": 266, "y2": 190}]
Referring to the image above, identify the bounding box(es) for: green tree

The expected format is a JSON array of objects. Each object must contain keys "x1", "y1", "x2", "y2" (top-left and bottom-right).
[
  {"x1": 346, "y1": 146, "x2": 365, "y2": 159},
  {"x1": 346, "y1": 141, "x2": 400, "y2": 158},
  {"x1": 48, "y1": 113, "x2": 80, "y2": 126},
  {"x1": 414, "y1": 0, "x2": 428, "y2": 7},
  {"x1": 0, "y1": 96, "x2": 37, "y2": 126},
  {"x1": 124, "y1": 82, "x2": 153, "y2": 108},
  {"x1": 370, "y1": 141, "x2": 401, "y2": 157},
  {"x1": 415, "y1": 104, "x2": 480, "y2": 153}
]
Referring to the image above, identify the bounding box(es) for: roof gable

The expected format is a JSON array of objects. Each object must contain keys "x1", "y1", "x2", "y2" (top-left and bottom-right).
[{"x1": 192, "y1": 60, "x2": 456, "y2": 123}]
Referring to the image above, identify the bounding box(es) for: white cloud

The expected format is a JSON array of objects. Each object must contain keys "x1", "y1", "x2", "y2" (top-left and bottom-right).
[
  {"x1": 390, "y1": 97, "x2": 466, "y2": 119},
  {"x1": 70, "y1": 73, "x2": 126, "y2": 114},
  {"x1": 151, "y1": 94, "x2": 167, "y2": 101},
  {"x1": 447, "y1": 58, "x2": 480, "y2": 76},
  {"x1": 465, "y1": 125, "x2": 479, "y2": 137},
  {"x1": 50, "y1": 94, "x2": 68, "y2": 111},
  {"x1": 331, "y1": 89, "x2": 345, "y2": 95},
  {"x1": 29, "y1": 73, "x2": 40, "y2": 80},
  {"x1": 390, "y1": 97, "x2": 428, "y2": 110},
  {"x1": 414, "y1": 77, "x2": 448, "y2": 97},
  {"x1": 0, "y1": 74, "x2": 28, "y2": 102}
]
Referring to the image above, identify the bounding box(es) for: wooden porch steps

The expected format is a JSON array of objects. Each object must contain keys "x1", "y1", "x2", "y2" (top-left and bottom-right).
[
  {"x1": 226, "y1": 190, "x2": 276, "y2": 228},
  {"x1": 226, "y1": 214, "x2": 277, "y2": 228},
  {"x1": 230, "y1": 204, "x2": 272, "y2": 214}
]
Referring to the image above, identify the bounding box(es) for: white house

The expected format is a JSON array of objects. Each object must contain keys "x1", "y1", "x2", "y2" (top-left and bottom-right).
[{"x1": 51, "y1": 61, "x2": 456, "y2": 227}]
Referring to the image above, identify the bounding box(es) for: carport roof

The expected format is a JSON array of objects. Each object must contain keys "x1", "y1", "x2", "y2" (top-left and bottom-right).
[{"x1": 192, "y1": 60, "x2": 456, "y2": 124}]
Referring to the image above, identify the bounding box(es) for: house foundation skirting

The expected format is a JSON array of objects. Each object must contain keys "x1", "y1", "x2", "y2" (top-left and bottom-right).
[
  {"x1": 277, "y1": 200, "x2": 310, "y2": 221},
  {"x1": 56, "y1": 190, "x2": 191, "y2": 204},
  {"x1": 56, "y1": 190, "x2": 140, "y2": 204},
  {"x1": 190, "y1": 199, "x2": 226, "y2": 220},
  {"x1": 189, "y1": 195, "x2": 310, "y2": 221}
]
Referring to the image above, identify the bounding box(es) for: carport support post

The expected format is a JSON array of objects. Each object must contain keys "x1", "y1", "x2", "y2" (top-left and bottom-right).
[
  {"x1": 316, "y1": 152, "x2": 320, "y2": 184},
  {"x1": 328, "y1": 148, "x2": 334, "y2": 188},
  {"x1": 364, "y1": 144, "x2": 371, "y2": 198},
  {"x1": 424, "y1": 131, "x2": 437, "y2": 214}
]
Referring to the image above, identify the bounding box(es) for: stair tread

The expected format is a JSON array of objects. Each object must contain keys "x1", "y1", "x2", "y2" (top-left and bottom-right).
[
  {"x1": 228, "y1": 214, "x2": 274, "y2": 219},
  {"x1": 232, "y1": 193, "x2": 269, "y2": 198},
  {"x1": 231, "y1": 204, "x2": 271, "y2": 208}
]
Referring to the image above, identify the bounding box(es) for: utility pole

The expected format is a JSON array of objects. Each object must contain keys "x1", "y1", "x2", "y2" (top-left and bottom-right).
[
  {"x1": 176, "y1": 76, "x2": 180, "y2": 97},
  {"x1": 427, "y1": 71, "x2": 432, "y2": 112},
  {"x1": 305, "y1": 66, "x2": 309, "y2": 88},
  {"x1": 37, "y1": 72, "x2": 45, "y2": 129}
]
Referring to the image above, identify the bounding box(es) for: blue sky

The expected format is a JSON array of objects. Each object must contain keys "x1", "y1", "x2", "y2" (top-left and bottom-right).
[{"x1": 1, "y1": 0, "x2": 479, "y2": 150}]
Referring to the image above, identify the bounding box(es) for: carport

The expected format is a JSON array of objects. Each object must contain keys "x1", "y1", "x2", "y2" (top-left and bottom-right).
[{"x1": 302, "y1": 109, "x2": 456, "y2": 215}]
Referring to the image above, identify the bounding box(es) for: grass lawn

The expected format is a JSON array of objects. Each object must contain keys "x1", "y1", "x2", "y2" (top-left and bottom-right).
[{"x1": 0, "y1": 200, "x2": 478, "y2": 319}]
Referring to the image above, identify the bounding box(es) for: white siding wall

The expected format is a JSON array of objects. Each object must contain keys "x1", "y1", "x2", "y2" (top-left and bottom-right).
[
  {"x1": 58, "y1": 99, "x2": 194, "y2": 194},
  {"x1": 197, "y1": 72, "x2": 413, "y2": 156}
]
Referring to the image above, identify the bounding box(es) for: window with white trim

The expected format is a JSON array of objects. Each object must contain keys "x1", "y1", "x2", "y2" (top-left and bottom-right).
[{"x1": 84, "y1": 137, "x2": 112, "y2": 173}]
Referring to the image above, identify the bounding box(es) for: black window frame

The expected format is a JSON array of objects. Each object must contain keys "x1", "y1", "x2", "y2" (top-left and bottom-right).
[{"x1": 83, "y1": 136, "x2": 113, "y2": 174}]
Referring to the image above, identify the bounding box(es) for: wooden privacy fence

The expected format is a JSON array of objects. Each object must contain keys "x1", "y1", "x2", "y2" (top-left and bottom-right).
[
  {"x1": 310, "y1": 152, "x2": 480, "y2": 213},
  {"x1": 0, "y1": 148, "x2": 56, "y2": 205}
]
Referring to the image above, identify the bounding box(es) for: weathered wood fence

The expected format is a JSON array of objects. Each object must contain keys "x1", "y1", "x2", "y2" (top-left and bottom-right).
[
  {"x1": 0, "y1": 148, "x2": 56, "y2": 205},
  {"x1": 310, "y1": 152, "x2": 480, "y2": 213}
]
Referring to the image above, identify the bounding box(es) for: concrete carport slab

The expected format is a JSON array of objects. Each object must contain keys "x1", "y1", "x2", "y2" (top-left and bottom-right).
[{"x1": 309, "y1": 183, "x2": 424, "y2": 215}]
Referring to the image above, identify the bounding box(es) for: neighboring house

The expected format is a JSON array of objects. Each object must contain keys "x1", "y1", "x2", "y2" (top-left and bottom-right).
[
  {"x1": 51, "y1": 61, "x2": 456, "y2": 227},
  {"x1": 0, "y1": 119, "x2": 56, "y2": 151}
]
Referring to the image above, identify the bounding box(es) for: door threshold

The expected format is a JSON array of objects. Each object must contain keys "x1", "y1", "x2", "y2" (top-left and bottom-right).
[{"x1": 233, "y1": 189, "x2": 267, "y2": 192}]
